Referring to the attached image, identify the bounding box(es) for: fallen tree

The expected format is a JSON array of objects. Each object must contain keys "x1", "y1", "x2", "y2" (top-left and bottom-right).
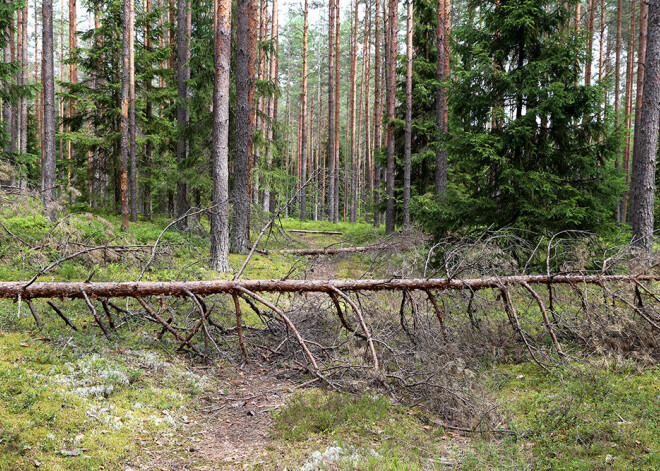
[
  {"x1": 258, "y1": 245, "x2": 394, "y2": 256},
  {"x1": 286, "y1": 229, "x2": 344, "y2": 235},
  {"x1": 3, "y1": 273, "x2": 660, "y2": 299}
]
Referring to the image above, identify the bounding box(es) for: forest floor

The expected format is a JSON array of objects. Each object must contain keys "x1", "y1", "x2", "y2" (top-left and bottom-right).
[{"x1": 0, "y1": 197, "x2": 659, "y2": 469}]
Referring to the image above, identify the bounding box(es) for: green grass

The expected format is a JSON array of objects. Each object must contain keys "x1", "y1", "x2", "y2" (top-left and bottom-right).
[
  {"x1": 461, "y1": 361, "x2": 660, "y2": 470},
  {"x1": 269, "y1": 388, "x2": 460, "y2": 469}
]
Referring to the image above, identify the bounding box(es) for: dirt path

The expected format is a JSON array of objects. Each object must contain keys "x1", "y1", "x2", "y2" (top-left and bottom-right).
[
  {"x1": 149, "y1": 364, "x2": 302, "y2": 470},
  {"x1": 146, "y1": 231, "x2": 376, "y2": 470}
]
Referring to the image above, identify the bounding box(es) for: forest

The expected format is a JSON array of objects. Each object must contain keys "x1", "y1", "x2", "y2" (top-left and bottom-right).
[{"x1": 2, "y1": 0, "x2": 660, "y2": 468}]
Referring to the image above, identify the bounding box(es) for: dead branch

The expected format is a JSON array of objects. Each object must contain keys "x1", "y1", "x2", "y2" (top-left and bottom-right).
[
  {"x1": 329, "y1": 286, "x2": 379, "y2": 370},
  {"x1": 286, "y1": 229, "x2": 343, "y2": 235},
  {"x1": 25, "y1": 299, "x2": 42, "y2": 327},
  {"x1": 521, "y1": 282, "x2": 564, "y2": 357},
  {"x1": 328, "y1": 291, "x2": 366, "y2": 340},
  {"x1": 234, "y1": 286, "x2": 320, "y2": 372},
  {"x1": 424, "y1": 289, "x2": 448, "y2": 340},
  {"x1": 80, "y1": 288, "x2": 110, "y2": 338},
  {"x1": 231, "y1": 291, "x2": 250, "y2": 363},
  {"x1": 46, "y1": 301, "x2": 78, "y2": 331},
  {"x1": 134, "y1": 295, "x2": 204, "y2": 357},
  {"x1": 499, "y1": 287, "x2": 551, "y2": 373}
]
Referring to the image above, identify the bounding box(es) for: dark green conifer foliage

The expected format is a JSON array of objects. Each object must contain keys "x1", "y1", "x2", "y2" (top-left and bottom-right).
[{"x1": 416, "y1": 0, "x2": 623, "y2": 236}]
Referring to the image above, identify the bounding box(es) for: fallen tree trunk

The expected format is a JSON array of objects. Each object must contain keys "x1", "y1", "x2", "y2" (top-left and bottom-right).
[
  {"x1": 2, "y1": 274, "x2": 660, "y2": 300},
  {"x1": 266, "y1": 245, "x2": 391, "y2": 255},
  {"x1": 286, "y1": 229, "x2": 344, "y2": 235}
]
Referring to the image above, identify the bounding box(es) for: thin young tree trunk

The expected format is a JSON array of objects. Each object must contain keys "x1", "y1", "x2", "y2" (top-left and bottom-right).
[
  {"x1": 300, "y1": 0, "x2": 309, "y2": 220},
  {"x1": 16, "y1": 7, "x2": 22, "y2": 155},
  {"x1": 231, "y1": 0, "x2": 254, "y2": 254},
  {"x1": 20, "y1": 3, "x2": 28, "y2": 154},
  {"x1": 267, "y1": 0, "x2": 279, "y2": 214},
  {"x1": 435, "y1": 0, "x2": 447, "y2": 195},
  {"x1": 210, "y1": 0, "x2": 232, "y2": 272},
  {"x1": 622, "y1": 0, "x2": 636, "y2": 222},
  {"x1": 42, "y1": 0, "x2": 57, "y2": 221},
  {"x1": 403, "y1": 0, "x2": 412, "y2": 229},
  {"x1": 328, "y1": 0, "x2": 336, "y2": 222},
  {"x1": 348, "y1": 0, "x2": 359, "y2": 223},
  {"x1": 631, "y1": 0, "x2": 650, "y2": 217},
  {"x1": 334, "y1": 1, "x2": 341, "y2": 223},
  {"x1": 385, "y1": 0, "x2": 397, "y2": 234},
  {"x1": 120, "y1": 0, "x2": 131, "y2": 229},
  {"x1": 68, "y1": 0, "x2": 77, "y2": 168},
  {"x1": 3, "y1": 4, "x2": 13, "y2": 154},
  {"x1": 8, "y1": 10, "x2": 15, "y2": 154},
  {"x1": 630, "y1": 0, "x2": 660, "y2": 253},
  {"x1": 34, "y1": 0, "x2": 41, "y2": 152},
  {"x1": 585, "y1": 0, "x2": 595, "y2": 85},
  {"x1": 144, "y1": 0, "x2": 153, "y2": 219},
  {"x1": 614, "y1": 0, "x2": 623, "y2": 221},
  {"x1": 175, "y1": 0, "x2": 191, "y2": 221},
  {"x1": 363, "y1": 1, "x2": 372, "y2": 222}
]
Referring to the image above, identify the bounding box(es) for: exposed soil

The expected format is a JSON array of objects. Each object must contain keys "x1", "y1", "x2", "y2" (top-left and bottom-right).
[{"x1": 146, "y1": 363, "x2": 303, "y2": 470}]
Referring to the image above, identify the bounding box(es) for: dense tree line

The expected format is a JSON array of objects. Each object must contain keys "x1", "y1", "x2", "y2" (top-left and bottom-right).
[{"x1": 2, "y1": 0, "x2": 660, "y2": 269}]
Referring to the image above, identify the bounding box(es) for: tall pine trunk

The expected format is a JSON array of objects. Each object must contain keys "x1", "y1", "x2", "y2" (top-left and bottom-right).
[
  {"x1": 327, "y1": 0, "x2": 336, "y2": 222},
  {"x1": 300, "y1": 0, "x2": 309, "y2": 219},
  {"x1": 373, "y1": 0, "x2": 382, "y2": 226},
  {"x1": 231, "y1": 0, "x2": 254, "y2": 254},
  {"x1": 622, "y1": 0, "x2": 637, "y2": 221},
  {"x1": 120, "y1": 0, "x2": 130, "y2": 229},
  {"x1": 129, "y1": 0, "x2": 137, "y2": 222},
  {"x1": 385, "y1": 0, "x2": 397, "y2": 234},
  {"x1": 403, "y1": 0, "x2": 412, "y2": 229},
  {"x1": 42, "y1": 0, "x2": 57, "y2": 221},
  {"x1": 175, "y1": 0, "x2": 191, "y2": 221},
  {"x1": 210, "y1": 0, "x2": 232, "y2": 272},
  {"x1": 630, "y1": 0, "x2": 660, "y2": 252},
  {"x1": 435, "y1": 0, "x2": 448, "y2": 195}
]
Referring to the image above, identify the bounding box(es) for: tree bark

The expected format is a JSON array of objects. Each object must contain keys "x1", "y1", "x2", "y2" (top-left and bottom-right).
[
  {"x1": 622, "y1": 0, "x2": 637, "y2": 222},
  {"x1": 373, "y1": 0, "x2": 382, "y2": 226},
  {"x1": 334, "y1": 1, "x2": 341, "y2": 223},
  {"x1": 435, "y1": 0, "x2": 447, "y2": 196},
  {"x1": 231, "y1": 0, "x2": 253, "y2": 254},
  {"x1": 300, "y1": 0, "x2": 309, "y2": 220},
  {"x1": 385, "y1": 0, "x2": 397, "y2": 234},
  {"x1": 120, "y1": 0, "x2": 131, "y2": 229},
  {"x1": 42, "y1": 0, "x2": 57, "y2": 222},
  {"x1": 2, "y1": 3, "x2": 12, "y2": 154},
  {"x1": 614, "y1": 0, "x2": 622, "y2": 221},
  {"x1": 349, "y1": 0, "x2": 359, "y2": 223},
  {"x1": 630, "y1": 0, "x2": 660, "y2": 253},
  {"x1": 403, "y1": 0, "x2": 412, "y2": 229},
  {"x1": 327, "y1": 0, "x2": 336, "y2": 222},
  {"x1": 210, "y1": 0, "x2": 232, "y2": 272},
  {"x1": 585, "y1": 0, "x2": 595, "y2": 85},
  {"x1": 144, "y1": 0, "x2": 153, "y2": 218},
  {"x1": 175, "y1": 0, "x2": 191, "y2": 222},
  {"x1": 8, "y1": 274, "x2": 660, "y2": 300},
  {"x1": 129, "y1": 0, "x2": 137, "y2": 222}
]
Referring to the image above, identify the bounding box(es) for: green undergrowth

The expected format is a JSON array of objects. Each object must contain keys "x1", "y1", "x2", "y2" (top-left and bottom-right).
[
  {"x1": 0, "y1": 329, "x2": 215, "y2": 471},
  {"x1": 462, "y1": 361, "x2": 660, "y2": 470},
  {"x1": 268, "y1": 388, "x2": 463, "y2": 470}
]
